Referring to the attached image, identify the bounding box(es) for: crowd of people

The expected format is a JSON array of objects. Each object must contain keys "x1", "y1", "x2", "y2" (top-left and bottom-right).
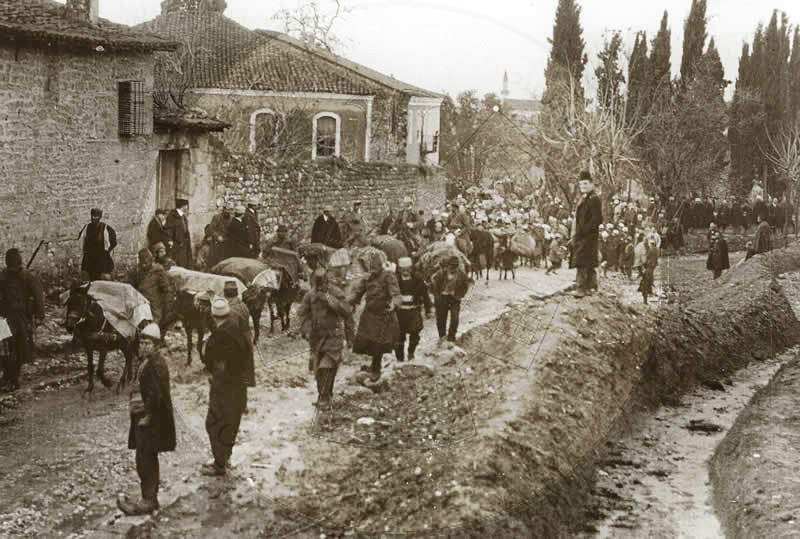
[{"x1": 0, "y1": 171, "x2": 794, "y2": 514}]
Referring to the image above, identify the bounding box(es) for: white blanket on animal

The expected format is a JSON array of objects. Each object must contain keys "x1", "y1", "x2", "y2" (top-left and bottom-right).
[
  {"x1": 168, "y1": 267, "x2": 247, "y2": 298},
  {"x1": 87, "y1": 281, "x2": 153, "y2": 340}
]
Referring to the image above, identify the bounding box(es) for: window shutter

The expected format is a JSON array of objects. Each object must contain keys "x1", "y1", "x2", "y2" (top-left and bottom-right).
[{"x1": 118, "y1": 80, "x2": 146, "y2": 136}]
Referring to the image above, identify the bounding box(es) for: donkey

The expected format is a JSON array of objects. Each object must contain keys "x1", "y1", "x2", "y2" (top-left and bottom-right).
[
  {"x1": 266, "y1": 267, "x2": 298, "y2": 333},
  {"x1": 63, "y1": 283, "x2": 138, "y2": 394}
]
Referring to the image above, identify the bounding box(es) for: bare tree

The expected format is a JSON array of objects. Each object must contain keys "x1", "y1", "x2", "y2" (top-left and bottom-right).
[
  {"x1": 272, "y1": 0, "x2": 350, "y2": 54},
  {"x1": 153, "y1": 33, "x2": 212, "y2": 111},
  {"x1": 765, "y1": 121, "x2": 800, "y2": 236}
]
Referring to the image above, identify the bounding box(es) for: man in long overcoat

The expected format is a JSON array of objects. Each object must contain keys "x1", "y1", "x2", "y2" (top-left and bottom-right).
[
  {"x1": 225, "y1": 205, "x2": 252, "y2": 259},
  {"x1": 394, "y1": 257, "x2": 431, "y2": 362},
  {"x1": 753, "y1": 212, "x2": 773, "y2": 254},
  {"x1": 244, "y1": 196, "x2": 261, "y2": 258},
  {"x1": 311, "y1": 204, "x2": 343, "y2": 248},
  {"x1": 209, "y1": 200, "x2": 233, "y2": 266},
  {"x1": 570, "y1": 171, "x2": 603, "y2": 297},
  {"x1": 81, "y1": 208, "x2": 117, "y2": 280},
  {"x1": 164, "y1": 199, "x2": 192, "y2": 268},
  {"x1": 117, "y1": 324, "x2": 175, "y2": 515},
  {"x1": 147, "y1": 210, "x2": 170, "y2": 249}
]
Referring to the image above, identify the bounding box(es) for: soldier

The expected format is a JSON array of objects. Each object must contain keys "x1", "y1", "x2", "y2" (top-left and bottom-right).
[
  {"x1": 394, "y1": 257, "x2": 431, "y2": 362},
  {"x1": 0, "y1": 248, "x2": 45, "y2": 392}
]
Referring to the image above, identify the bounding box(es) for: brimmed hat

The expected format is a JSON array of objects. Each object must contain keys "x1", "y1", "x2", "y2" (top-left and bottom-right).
[
  {"x1": 211, "y1": 297, "x2": 230, "y2": 317},
  {"x1": 398, "y1": 257, "x2": 412, "y2": 269},
  {"x1": 175, "y1": 198, "x2": 189, "y2": 208},
  {"x1": 141, "y1": 323, "x2": 161, "y2": 342}
]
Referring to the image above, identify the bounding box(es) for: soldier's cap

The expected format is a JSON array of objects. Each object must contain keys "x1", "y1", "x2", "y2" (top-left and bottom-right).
[
  {"x1": 90, "y1": 208, "x2": 103, "y2": 217},
  {"x1": 211, "y1": 297, "x2": 230, "y2": 317},
  {"x1": 398, "y1": 257, "x2": 412, "y2": 269},
  {"x1": 223, "y1": 280, "x2": 238, "y2": 299}
]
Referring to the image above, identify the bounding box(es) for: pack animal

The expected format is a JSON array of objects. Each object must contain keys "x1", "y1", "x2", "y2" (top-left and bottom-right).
[
  {"x1": 267, "y1": 267, "x2": 298, "y2": 333},
  {"x1": 468, "y1": 228, "x2": 494, "y2": 283},
  {"x1": 63, "y1": 283, "x2": 138, "y2": 394}
]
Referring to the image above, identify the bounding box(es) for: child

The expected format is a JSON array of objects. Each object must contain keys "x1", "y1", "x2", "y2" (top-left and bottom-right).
[{"x1": 545, "y1": 234, "x2": 564, "y2": 274}]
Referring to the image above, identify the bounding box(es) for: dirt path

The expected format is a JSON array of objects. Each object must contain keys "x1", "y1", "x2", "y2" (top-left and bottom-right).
[{"x1": 0, "y1": 265, "x2": 578, "y2": 538}]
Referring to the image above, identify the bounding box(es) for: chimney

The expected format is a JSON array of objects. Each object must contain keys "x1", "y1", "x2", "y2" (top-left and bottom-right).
[{"x1": 65, "y1": 0, "x2": 99, "y2": 24}]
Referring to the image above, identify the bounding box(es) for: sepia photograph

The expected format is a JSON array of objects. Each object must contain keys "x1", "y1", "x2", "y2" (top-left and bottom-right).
[{"x1": 1, "y1": 0, "x2": 800, "y2": 537}]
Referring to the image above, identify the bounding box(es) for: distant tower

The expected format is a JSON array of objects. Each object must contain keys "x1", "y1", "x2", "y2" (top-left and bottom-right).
[{"x1": 501, "y1": 71, "x2": 510, "y2": 99}]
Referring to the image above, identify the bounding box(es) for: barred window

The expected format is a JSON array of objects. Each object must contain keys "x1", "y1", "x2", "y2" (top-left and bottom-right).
[
  {"x1": 118, "y1": 80, "x2": 146, "y2": 136},
  {"x1": 312, "y1": 112, "x2": 340, "y2": 159}
]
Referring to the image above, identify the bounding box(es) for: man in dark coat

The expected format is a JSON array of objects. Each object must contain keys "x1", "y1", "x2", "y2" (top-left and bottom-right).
[
  {"x1": 164, "y1": 199, "x2": 192, "y2": 268},
  {"x1": 311, "y1": 204, "x2": 343, "y2": 248},
  {"x1": 244, "y1": 196, "x2": 261, "y2": 258},
  {"x1": 202, "y1": 297, "x2": 250, "y2": 476},
  {"x1": 209, "y1": 200, "x2": 233, "y2": 266},
  {"x1": 570, "y1": 171, "x2": 603, "y2": 296},
  {"x1": 297, "y1": 268, "x2": 351, "y2": 407},
  {"x1": 81, "y1": 208, "x2": 117, "y2": 280},
  {"x1": 222, "y1": 281, "x2": 255, "y2": 412},
  {"x1": 430, "y1": 256, "x2": 470, "y2": 346},
  {"x1": 225, "y1": 205, "x2": 252, "y2": 259},
  {"x1": 0, "y1": 248, "x2": 45, "y2": 392},
  {"x1": 147, "y1": 209, "x2": 170, "y2": 249},
  {"x1": 706, "y1": 230, "x2": 730, "y2": 280},
  {"x1": 394, "y1": 257, "x2": 431, "y2": 361},
  {"x1": 117, "y1": 324, "x2": 175, "y2": 515},
  {"x1": 129, "y1": 248, "x2": 173, "y2": 335},
  {"x1": 753, "y1": 212, "x2": 773, "y2": 254}
]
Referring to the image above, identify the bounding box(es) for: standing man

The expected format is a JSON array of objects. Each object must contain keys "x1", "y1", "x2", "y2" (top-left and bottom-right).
[
  {"x1": 222, "y1": 281, "x2": 255, "y2": 413},
  {"x1": 394, "y1": 257, "x2": 431, "y2": 362},
  {"x1": 202, "y1": 297, "x2": 249, "y2": 476},
  {"x1": 0, "y1": 248, "x2": 45, "y2": 392},
  {"x1": 165, "y1": 199, "x2": 192, "y2": 269},
  {"x1": 129, "y1": 248, "x2": 173, "y2": 337},
  {"x1": 311, "y1": 204, "x2": 343, "y2": 248},
  {"x1": 753, "y1": 212, "x2": 773, "y2": 254},
  {"x1": 225, "y1": 205, "x2": 251, "y2": 259},
  {"x1": 570, "y1": 171, "x2": 603, "y2": 297},
  {"x1": 147, "y1": 209, "x2": 170, "y2": 250},
  {"x1": 209, "y1": 200, "x2": 234, "y2": 266},
  {"x1": 244, "y1": 196, "x2": 261, "y2": 258},
  {"x1": 297, "y1": 268, "x2": 351, "y2": 408},
  {"x1": 117, "y1": 323, "x2": 175, "y2": 515},
  {"x1": 81, "y1": 208, "x2": 117, "y2": 281},
  {"x1": 430, "y1": 256, "x2": 469, "y2": 347}
]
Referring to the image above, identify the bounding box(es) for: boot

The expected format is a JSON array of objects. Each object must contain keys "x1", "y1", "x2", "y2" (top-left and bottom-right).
[
  {"x1": 394, "y1": 346, "x2": 405, "y2": 363},
  {"x1": 201, "y1": 461, "x2": 226, "y2": 476},
  {"x1": 369, "y1": 355, "x2": 382, "y2": 381},
  {"x1": 117, "y1": 494, "x2": 158, "y2": 516}
]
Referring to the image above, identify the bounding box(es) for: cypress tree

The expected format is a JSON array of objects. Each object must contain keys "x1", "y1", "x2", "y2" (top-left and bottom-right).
[
  {"x1": 649, "y1": 11, "x2": 672, "y2": 102},
  {"x1": 626, "y1": 30, "x2": 649, "y2": 121},
  {"x1": 790, "y1": 26, "x2": 800, "y2": 123},
  {"x1": 680, "y1": 0, "x2": 708, "y2": 82},
  {"x1": 703, "y1": 38, "x2": 726, "y2": 91},
  {"x1": 762, "y1": 11, "x2": 792, "y2": 193},
  {"x1": 543, "y1": 0, "x2": 588, "y2": 102},
  {"x1": 595, "y1": 30, "x2": 625, "y2": 111}
]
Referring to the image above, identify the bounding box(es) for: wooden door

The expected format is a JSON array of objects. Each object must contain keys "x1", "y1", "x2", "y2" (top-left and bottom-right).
[{"x1": 157, "y1": 149, "x2": 190, "y2": 209}]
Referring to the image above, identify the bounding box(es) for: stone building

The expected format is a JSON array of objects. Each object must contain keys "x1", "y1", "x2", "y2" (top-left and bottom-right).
[
  {"x1": 135, "y1": 0, "x2": 447, "y2": 243},
  {"x1": 0, "y1": 0, "x2": 228, "y2": 280},
  {"x1": 500, "y1": 70, "x2": 542, "y2": 123}
]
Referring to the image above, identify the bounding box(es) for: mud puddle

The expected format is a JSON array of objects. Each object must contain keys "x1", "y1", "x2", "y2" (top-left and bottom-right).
[{"x1": 580, "y1": 348, "x2": 795, "y2": 538}]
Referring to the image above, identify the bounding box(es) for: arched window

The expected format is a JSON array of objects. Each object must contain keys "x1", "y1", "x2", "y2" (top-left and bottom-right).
[
  {"x1": 312, "y1": 112, "x2": 341, "y2": 159},
  {"x1": 249, "y1": 108, "x2": 280, "y2": 153}
]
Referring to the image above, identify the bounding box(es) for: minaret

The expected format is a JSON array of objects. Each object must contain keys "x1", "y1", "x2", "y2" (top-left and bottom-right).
[{"x1": 501, "y1": 71, "x2": 510, "y2": 101}]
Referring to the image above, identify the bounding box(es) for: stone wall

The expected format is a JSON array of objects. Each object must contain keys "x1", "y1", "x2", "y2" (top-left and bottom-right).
[
  {"x1": 0, "y1": 44, "x2": 163, "y2": 282},
  {"x1": 212, "y1": 159, "x2": 446, "y2": 245}
]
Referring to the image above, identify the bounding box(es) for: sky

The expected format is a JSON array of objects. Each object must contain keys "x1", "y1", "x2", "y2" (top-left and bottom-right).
[{"x1": 83, "y1": 0, "x2": 800, "y2": 101}]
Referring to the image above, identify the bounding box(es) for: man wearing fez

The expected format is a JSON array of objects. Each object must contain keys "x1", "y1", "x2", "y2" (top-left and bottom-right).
[
  {"x1": 311, "y1": 204, "x2": 343, "y2": 249},
  {"x1": 147, "y1": 209, "x2": 170, "y2": 250},
  {"x1": 569, "y1": 171, "x2": 603, "y2": 297},
  {"x1": 165, "y1": 199, "x2": 192, "y2": 268},
  {"x1": 394, "y1": 257, "x2": 431, "y2": 362},
  {"x1": 81, "y1": 208, "x2": 117, "y2": 281}
]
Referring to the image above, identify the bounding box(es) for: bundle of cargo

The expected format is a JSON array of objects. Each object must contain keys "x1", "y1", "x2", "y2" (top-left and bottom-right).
[
  {"x1": 262, "y1": 247, "x2": 304, "y2": 287},
  {"x1": 418, "y1": 241, "x2": 471, "y2": 281},
  {"x1": 509, "y1": 231, "x2": 537, "y2": 258},
  {"x1": 297, "y1": 242, "x2": 337, "y2": 268},
  {"x1": 370, "y1": 235, "x2": 408, "y2": 263},
  {"x1": 211, "y1": 257, "x2": 280, "y2": 290}
]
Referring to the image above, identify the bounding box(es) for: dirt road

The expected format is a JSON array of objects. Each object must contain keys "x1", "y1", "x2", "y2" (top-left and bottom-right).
[{"x1": 0, "y1": 265, "x2": 580, "y2": 538}]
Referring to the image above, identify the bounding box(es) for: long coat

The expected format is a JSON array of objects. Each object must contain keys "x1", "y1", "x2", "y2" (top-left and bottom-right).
[
  {"x1": 311, "y1": 214, "x2": 343, "y2": 248},
  {"x1": 128, "y1": 350, "x2": 176, "y2": 453},
  {"x1": 244, "y1": 209, "x2": 261, "y2": 257},
  {"x1": 81, "y1": 221, "x2": 117, "y2": 278},
  {"x1": 297, "y1": 283, "x2": 350, "y2": 374},
  {"x1": 164, "y1": 210, "x2": 191, "y2": 268},
  {"x1": 571, "y1": 192, "x2": 603, "y2": 269},
  {"x1": 226, "y1": 298, "x2": 255, "y2": 388},
  {"x1": 226, "y1": 218, "x2": 252, "y2": 260},
  {"x1": 706, "y1": 238, "x2": 730, "y2": 272},
  {"x1": 147, "y1": 217, "x2": 170, "y2": 249},
  {"x1": 349, "y1": 271, "x2": 401, "y2": 356},
  {"x1": 754, "y1": 220, "x2": 772, "y2": 254}
]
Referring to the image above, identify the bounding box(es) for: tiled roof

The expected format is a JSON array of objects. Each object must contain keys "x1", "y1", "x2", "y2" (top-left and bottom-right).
[
  {"x1": 135, "y1": 10, "x2": 440, "y2": 97},
  {"x1": 0, "y1": 0, "x2": 178, "y2": 52},
  {"x1": 154, "y1": 109, "x2": 230, "y2": 132}
]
